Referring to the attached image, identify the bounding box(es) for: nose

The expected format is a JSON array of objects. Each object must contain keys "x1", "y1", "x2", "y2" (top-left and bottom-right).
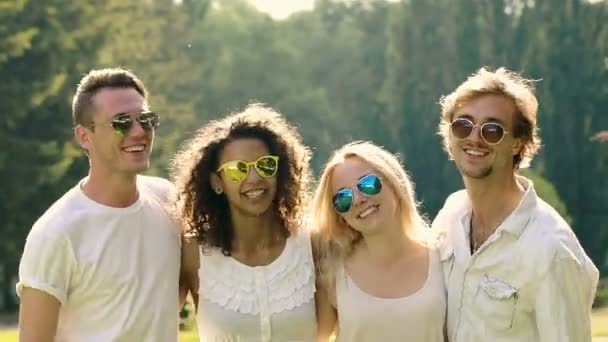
[
  {"x1": 352, "y1": 189, "x2": 368, "y2": 207},
  {"x1": 245, "y1": 165, "x2": 263, "y2": 182},
  {"x1": 467, "y1": 125, "x2": 484, "y2": 144},
  {"x1": 127, "y1": 119, "x2": 147, "y2": 137}
]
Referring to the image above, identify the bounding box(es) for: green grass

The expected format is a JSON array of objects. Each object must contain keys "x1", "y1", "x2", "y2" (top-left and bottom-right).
[
  {"x1": 0, "y1": 330, "x2": 18, "y2": 341},
  {"x1": 593, "y1": 307, "x2": 608, "y2": 337},
  {"x1": 0, "y1": 308, "x2": 606, "y2": 340}
]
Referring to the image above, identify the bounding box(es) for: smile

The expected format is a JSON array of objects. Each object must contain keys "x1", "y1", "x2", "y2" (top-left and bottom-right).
[
  {"x1": 242, "y1": 188, "x2": 266, "y2": 199},
  {"x1": 463, "y1": 148, "x2": 489, "y2": 157},
  {"x1": 357, "y1": 205, "x2": 379, "y2": 219},
  {"x1": 122, "y1": 144, "x2": 146, "y2": 152}
]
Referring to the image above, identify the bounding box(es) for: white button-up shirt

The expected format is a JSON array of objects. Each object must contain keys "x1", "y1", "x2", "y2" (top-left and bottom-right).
[{"x1": 432, "y1": 176, "x2": 599, "y2": 342}]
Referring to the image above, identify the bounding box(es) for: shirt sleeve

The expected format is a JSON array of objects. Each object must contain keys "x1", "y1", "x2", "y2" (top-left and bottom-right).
[
  {"x1": 16, "y1": 232, "x2": 76, "y2": 305},
  {"x1": 535, "y1": 246, "x2": 599, "y2": 342}
]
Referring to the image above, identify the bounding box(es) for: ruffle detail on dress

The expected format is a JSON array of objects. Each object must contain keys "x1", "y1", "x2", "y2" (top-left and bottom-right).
[{"x1": 199, "y1": 230, "x2": 316, "y2": 315}]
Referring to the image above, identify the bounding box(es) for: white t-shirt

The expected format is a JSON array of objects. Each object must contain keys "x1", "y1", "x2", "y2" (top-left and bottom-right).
[
  {"x1": 196, "y1": 229, "x2": 317, "y2": 342},
  {"x1": 335, "y1": 247, "x2": 446, "y2": 342},
  {"x1": 16, "y1": 176, "x2": 182, "y2": 342}
]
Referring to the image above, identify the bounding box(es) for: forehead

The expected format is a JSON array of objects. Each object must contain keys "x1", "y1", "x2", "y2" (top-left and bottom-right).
[
  {"x1": 219, "y1": 138, "x2": 270, "y2": 163},
  {"x1": 331, "y1": 157, "x2": 375, "y2": 191},
  {"x1": 91, "y1": 87, "x2": 147, "y2": 119},
  {"x1": 454, "y1": 94, "x2": 517, "y2": 124}
]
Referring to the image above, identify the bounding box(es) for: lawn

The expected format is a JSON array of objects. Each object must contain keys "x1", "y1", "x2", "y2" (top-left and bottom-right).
[
  {"x1": 594, "y1": 307, "x2": 608, "y2": 337},
  {"x1": 1, "y1": 308, "x2": 606, "y2": 340}
]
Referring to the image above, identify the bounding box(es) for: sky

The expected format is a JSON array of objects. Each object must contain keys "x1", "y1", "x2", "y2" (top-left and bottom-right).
[
  {"x1": 248, "y1": 0, "x2": 316, "y2": 19},
  {"x1": 248, "y1": 0, "x2": 606, "y2": 19}
]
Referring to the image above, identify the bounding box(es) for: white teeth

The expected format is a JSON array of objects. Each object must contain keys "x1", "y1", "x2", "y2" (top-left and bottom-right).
[
  {"x1": 358, "y1": 205, "x2": 378, "y2": 219},
  {"x1": 124, "y1": 145, "x2": 145, "y2": 152},
  {"x1": 465, "y1": 149, "x2": 486, "y2": 156},
  {"x1": 243, "y1": 189, "x2": 265, "y2": 198}
]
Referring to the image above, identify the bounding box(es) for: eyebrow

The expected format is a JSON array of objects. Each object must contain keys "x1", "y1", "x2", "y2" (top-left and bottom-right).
[{"x1": 455, "y1": 113, "x2": 506, "y2": 125}]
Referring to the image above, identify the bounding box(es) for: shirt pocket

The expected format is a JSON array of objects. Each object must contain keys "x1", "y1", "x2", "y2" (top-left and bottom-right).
[{"x1": 475, "y1": 274, "x2": 518, "y2": 331}]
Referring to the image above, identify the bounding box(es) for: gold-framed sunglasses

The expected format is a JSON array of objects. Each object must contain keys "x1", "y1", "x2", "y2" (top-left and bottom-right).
[
  {"x1": 450, "y1": 117, "x2": 509, "y2": 145},
  {"x1": 216, "y1": 155, "x2": 280, "y2": 182}
]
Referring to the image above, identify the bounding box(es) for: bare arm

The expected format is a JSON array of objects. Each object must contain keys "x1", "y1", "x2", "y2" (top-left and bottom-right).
[
  {"x1": 316, "y1": 282, "x2": 338, "y2": 342},
  {"x1": 310, "y1": 231, "x2": 337, "y2": 341},
  {"x1": 179, "y1": 236, "x2": 200, "y2": 310},
  {"x1": 17, "y1": 232, "x2": 74, "y2": 342},
  {"x1": 18, "y1": 287, "x2": 60, "y2": 342}
]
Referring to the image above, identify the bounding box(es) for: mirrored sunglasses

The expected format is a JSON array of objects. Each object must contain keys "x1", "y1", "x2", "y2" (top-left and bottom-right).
[
  {"x1": 332, "y1": 173, "x2": 383, "y2": 213},
  {"x1": 216, "y1": 155, "x2": 280, "y2": 182},
  {"x1": 89, "y1": 111, "x2": 160, "y2": 136}
]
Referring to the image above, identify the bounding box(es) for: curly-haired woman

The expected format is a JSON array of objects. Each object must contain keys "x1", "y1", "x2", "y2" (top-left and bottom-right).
[{"x1": 172, "y1": 103, "x2": 316, "y2": 342}]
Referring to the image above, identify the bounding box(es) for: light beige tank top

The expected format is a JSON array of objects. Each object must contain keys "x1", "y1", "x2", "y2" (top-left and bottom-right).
[{"x1": 335, "y1": 247, "x2": 446, "y2": 342}]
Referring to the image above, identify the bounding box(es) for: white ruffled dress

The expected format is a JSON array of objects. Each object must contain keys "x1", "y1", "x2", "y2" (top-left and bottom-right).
[{"x1": 196, "y1": 230, "x2": 317, "y2": 342}]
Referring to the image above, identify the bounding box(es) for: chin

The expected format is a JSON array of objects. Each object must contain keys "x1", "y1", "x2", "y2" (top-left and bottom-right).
[
  {"x1": 351, "y1": 219, "x2": 383, "y2": 235},
  {"x1": 457, "y1": 164, "x2": 493, "y2": 179},
  {"x1": 239, "y1": 203, "x2": 274, "y2": 218},
  {"x1": 130, "y1": 166, "x2": 150, "y2": 175}
]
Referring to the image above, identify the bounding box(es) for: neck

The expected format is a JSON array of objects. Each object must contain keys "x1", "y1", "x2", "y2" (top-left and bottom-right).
[
  {"x1": 81, "y1": 167, "x2": 139, "y2": 207},
  {"x1": 359, "y1": 220, "x2": 421, "y2": 263},
  {"x1": 463, "y1": 172, "x2": 524, "y2": 236},
  {"x1": 231, "y1": 210, "x2": 282, "y2": 253}
]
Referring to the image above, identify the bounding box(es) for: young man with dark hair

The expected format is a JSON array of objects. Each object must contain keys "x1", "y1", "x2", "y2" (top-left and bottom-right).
[{"x1": 17, "y1": 68, "x2": 181, "y2": 341}]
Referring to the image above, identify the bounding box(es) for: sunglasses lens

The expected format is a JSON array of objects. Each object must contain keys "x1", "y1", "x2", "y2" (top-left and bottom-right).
[
  {"x1": 357, "y1": 174, "x2": 382, "y2": 196},
  {"x1": 112, "y1": 113, "x2": 133, "y2": 135},
  {"x1": 451, "y1": 118, "x2": 474, "y2": 139},
  {"x1": 333, "y1": 189, "x2": 354, "y2": 213},
  {"x1": 224, "y1": 161, "x2": 249, "y2": 182},
  {"x1": 138, "y1": 112, "x2": 159, "y2": 131},
  {"x1": 255, "y1": 156, "x2": 279, "y2": 177},
  {"x1": 481, "y1": 123, "x2": 505, "y2": 144}
]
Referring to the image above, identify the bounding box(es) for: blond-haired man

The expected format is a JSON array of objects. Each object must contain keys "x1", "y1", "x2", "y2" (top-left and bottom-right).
[{"x1": 433, "y1": 67, "x2": 599, "y2": 342}]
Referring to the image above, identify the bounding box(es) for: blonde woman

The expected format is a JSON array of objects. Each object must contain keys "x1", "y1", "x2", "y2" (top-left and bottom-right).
[{"x1": 314, "y1": 141, "x2": 446, "y2": 342}]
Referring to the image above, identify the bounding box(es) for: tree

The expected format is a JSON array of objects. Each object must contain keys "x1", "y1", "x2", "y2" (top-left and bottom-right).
[{"x1": 0, "y1": 0, "x2": 103, "y2": 309}]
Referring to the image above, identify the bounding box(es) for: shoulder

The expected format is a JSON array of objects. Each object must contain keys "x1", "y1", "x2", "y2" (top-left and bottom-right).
[
  {"x1": 432, "y1": 190, "x2": 469, "y2": 230},
  {"x1": 138, "y1": 175, "x2": 175, "y2": 202},
  {"x1": 522, "y1": 197, "x2": 592, "y2": 275},
  {"x1": 28, "y1": 183, "x2": 85, "y2": 240},
  {"x1": 431, "y1": 190, "x2": 469, "y2": 256}
]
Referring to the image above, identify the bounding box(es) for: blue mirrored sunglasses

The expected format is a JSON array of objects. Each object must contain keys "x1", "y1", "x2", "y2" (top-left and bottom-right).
[{"x1": 332, "y1": 173, "x2": 383, "y2": 213}]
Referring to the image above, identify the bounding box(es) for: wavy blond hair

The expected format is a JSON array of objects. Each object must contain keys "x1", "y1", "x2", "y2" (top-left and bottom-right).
[
  {"x1": 313, "y1": 141, "x2": 431, "y2": 287},
  {"x1": 438, "y1": 67, "x2": 541, "y2": 168}
]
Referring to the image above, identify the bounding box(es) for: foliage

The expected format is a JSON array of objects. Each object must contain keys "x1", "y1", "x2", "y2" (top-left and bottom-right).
[{"x1": 1, "y1": 0, "x2": 607, "y2": 310}]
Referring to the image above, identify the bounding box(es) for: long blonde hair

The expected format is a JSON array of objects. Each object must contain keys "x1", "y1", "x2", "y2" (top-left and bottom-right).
[{"x1": 313, "y1": 141, "x2": 431, "y2": 287}]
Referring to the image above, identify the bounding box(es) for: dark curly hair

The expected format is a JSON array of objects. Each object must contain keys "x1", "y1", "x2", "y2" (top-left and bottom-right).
[{"x1": 171, "y1": 103, "x2": 312, "y2": 255}]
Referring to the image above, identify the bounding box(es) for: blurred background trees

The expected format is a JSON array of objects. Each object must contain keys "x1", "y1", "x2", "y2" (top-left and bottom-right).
[{"x1": 1, "y1": 0, "x2": 606, "y2": 310}]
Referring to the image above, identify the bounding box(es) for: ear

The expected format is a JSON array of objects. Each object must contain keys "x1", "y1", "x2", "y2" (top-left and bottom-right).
[
  {"x1": 210, "y1": 173, "x2": 224, "y2": 194},
  {"x1": 511, "y1": 138, "x2": 523, "y2": 156},
  {"x1": 74, "y1": 124, "x2": 92, "y2": 151}
]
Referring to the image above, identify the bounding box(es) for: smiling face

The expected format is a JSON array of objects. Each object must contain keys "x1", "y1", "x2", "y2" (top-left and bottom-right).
[
  {"x1": 449, "y1": 94, "x2": 521, "y2": 180},
  {"x1": 212, "y1": 138, "x2": 278, "y2": 218},
  {"x1": 330, "y1": 157, "x2": 399, "y2": 234},
  {"x1": 75, "y1": 87, "x2": 153, "y2": 178}
]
